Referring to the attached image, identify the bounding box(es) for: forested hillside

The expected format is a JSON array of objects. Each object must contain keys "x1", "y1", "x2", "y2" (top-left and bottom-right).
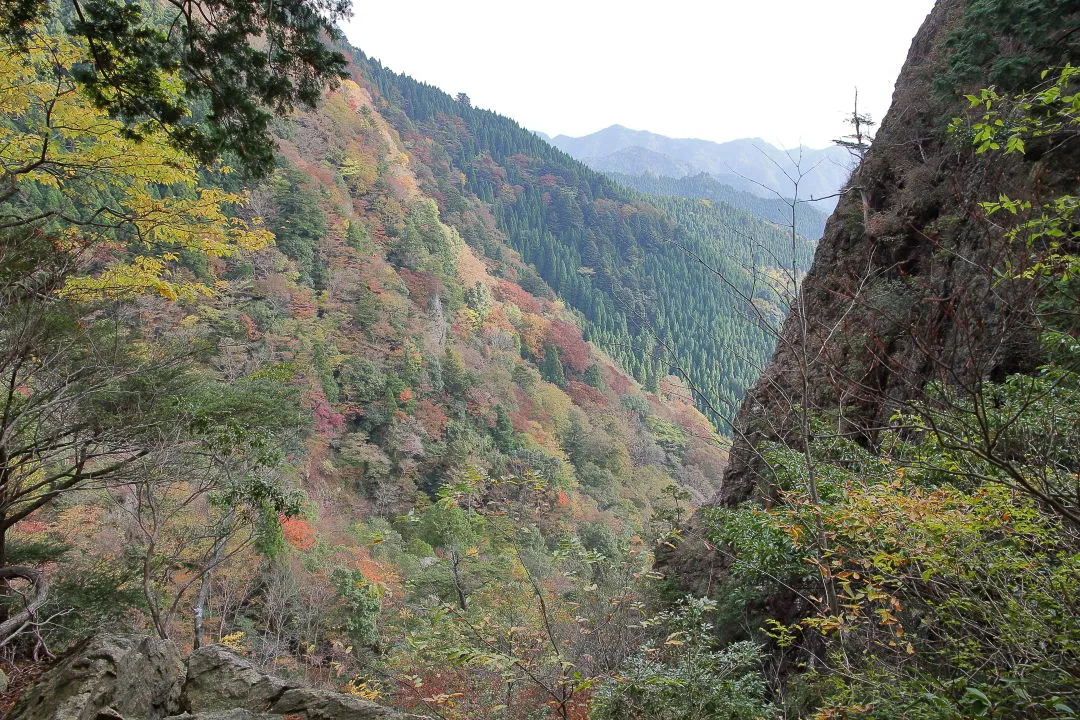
[
  {"x1": 4, "y1": 1, "x2": 1076, "y2": 719},
  {"x1": 0, "y1": 9, "x2": 740, "y2": 718},
  {"x1": 358, "y1": 57, "x2": 811, "y2": 423}
]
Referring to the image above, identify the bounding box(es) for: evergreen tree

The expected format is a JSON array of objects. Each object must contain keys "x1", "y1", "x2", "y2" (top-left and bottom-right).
[{"x1": 541, "y1": 345, "x2": 566, "y2": 388}]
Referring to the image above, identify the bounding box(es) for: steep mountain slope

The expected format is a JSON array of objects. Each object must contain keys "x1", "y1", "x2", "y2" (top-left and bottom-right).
[
  {"x1": 551, "y1": 125, "x2": 851, "y2": 209},
  {"x1": 356, "y1": 58, "x2": 814, "y2": 425},
  {"x1": 0, "y1": 21, "x2": 729, "y2": 716},
  {"x1": 654, "y1": 0, "x2": 1080, "y2": 713},
  {"x1": 710, "y1": 0, "x2": 1080, "y2": 507}
]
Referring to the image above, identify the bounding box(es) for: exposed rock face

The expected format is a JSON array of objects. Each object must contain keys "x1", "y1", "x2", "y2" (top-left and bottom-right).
[
  {"x1": 7, "y1": 635, "x2": 185, "y2": 720},
  {"x1": 8, "y1": 636, "x2": 413, "y2": 720},
  {"x1": 182, "y1": 646, "x2": 405, "y2": 719},
  {"x1": 181, "y1": 646, "x2": 292, "y2": 714},
  {"x1": 659, "y1": 0, "x2": 1080, "y2": 592}
]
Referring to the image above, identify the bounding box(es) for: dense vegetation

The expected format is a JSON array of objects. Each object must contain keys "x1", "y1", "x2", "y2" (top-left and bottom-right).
[
  {"x1": 0, "y1": 11, "x2": 730, "y2": 719},
  {"x1": 3, "y1": 1, "x2": 1078, "y2": 719},
  {"x1": 359, "y1": 57, "x2": 813, "y2": 424}
]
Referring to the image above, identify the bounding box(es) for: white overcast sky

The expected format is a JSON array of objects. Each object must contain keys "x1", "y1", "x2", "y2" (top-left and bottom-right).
[{"x1": 342, "y1": 1, "x2": 937, "y2": 149}]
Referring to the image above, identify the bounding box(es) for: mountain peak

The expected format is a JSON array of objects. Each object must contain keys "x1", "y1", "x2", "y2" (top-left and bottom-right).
[{"x1": 549, "y1": 126, "x2": 850, "y2": 209}]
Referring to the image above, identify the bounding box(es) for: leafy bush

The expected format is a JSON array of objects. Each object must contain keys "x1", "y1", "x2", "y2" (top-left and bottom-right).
[{"x1": 591, "y1": 598, "x2": 774, "y2": 720}]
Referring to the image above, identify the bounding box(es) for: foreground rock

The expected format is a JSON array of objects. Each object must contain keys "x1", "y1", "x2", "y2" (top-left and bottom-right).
[
  {"x1": 8, "y1": 635, "x2": 184, "y2": 720},
  {"x1": 182, "y1": 645, "x2": 404, "y2": 718},
  {"x1": 8, "y1": 635, "x2": 414, "y2": 720}
]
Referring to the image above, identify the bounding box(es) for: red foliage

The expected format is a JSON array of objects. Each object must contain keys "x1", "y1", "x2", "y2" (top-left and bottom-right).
[
  {"x1": 305, "y1": 390, "x2": 345, "y2": 435},
  {"x1": 605, "y1": 365, "x2": 634, "y2": 395},
  {"x1": 506, "y1": 153, "x2": 534, "y2": 173},
  {"x1": 565, "y1": 381, "x2": 607, "y2": 407},
  {"x1": 493, "y1": 280, "x2": 541, "y2": 314},
  {"x1": 280, "y1": 515, "x2": 317, "y2": 551},
  {"x1": 398, "y1": 269, "x2": 442, "y2": 309},
  {"x1": 465, "y1": 387, "x2": 496, "y2": 425},
  {"x1": 546, "y1": 319, "x2": 591, "y2": 373},
  {"x1": 474, "y1": 152, "x2": 507, "y2": 183},
  {"x1": 414, "y1": 399, "x2": 449, "y2": 439}
]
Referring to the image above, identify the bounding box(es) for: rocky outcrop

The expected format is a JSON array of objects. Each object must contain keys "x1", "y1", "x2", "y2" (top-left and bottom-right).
[
  {"x1": 181, "y1": 646, "x2": 292, "y2": 714},
  {"x1": 7, "y1": 635, "x2": 184, "y2": 720},
  {"x1": 659, "y1": 0, "x2": 1080, "y2": 590},
  {"x1": 7, "y1": 636, "x2": 413, "y2": 720},
  {"x1": 181, "y1": 646, "x2": 404, "y2": 719}
]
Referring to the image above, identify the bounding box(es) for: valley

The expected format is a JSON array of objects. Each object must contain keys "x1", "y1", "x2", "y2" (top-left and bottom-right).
[{"x1": 0, "y1": 1, "x2": 1078, "y2": 718}]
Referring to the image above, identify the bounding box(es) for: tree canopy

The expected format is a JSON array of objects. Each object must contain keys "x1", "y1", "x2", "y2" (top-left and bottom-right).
[{"x1": 1, "y1": 0, "x2": 350, "y2": 176}]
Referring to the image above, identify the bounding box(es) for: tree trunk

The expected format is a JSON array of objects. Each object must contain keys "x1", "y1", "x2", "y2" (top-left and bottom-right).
[{"x1": 0, "y1": 565, "x2": 48, "y2": 646}]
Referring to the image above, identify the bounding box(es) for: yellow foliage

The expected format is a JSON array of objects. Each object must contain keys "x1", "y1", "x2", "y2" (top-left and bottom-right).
[
  {"x1": 220, "y1": 632, "x2": 247, "y2": 651},
  {"x1": 0, "y1": 29, "x2": 272, "y2": 300},
  {"x1": 344, "y1": 677, "x2": 382, "y2": 701}
]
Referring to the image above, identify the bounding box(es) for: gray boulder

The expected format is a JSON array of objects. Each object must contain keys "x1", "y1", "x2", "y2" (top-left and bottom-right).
[
  {"x1": 166, "y1": 712, "x2": 279, "y2": 720},
  {"x1": 182, "y1": 645, "x2": 414, "y2": 719},
  {"x1": 272, "y1": 688, "x2": 401, "y2": 719},
  {"x1": 181, "y1": 646, "x2": 291, "y2": 714},
  {"x1": 8, "y1": 634, "x2": 184, "y2": 720}
]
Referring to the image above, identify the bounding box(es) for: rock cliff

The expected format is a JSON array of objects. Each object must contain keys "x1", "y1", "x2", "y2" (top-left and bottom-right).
[{"x1": 659, "y1": 0, "x2": 1080, "y2": 593}]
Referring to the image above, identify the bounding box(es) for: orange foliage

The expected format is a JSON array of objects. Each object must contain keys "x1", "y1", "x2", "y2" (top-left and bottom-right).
[
  {"x1": 349, "y1": 546, "x2": 396, "y2": 586},
  {"x1": 238, "y1": 312, "x2": 260, "y2": 340},
  {"x1": 289, "y1": 288, "x2": 318, "y2": 320},
  {"x1": 483, "y1": 305, "x2": 515, "y2": 333},
  {"x1": 494, "y1": 280, "x2": 541, "y2": 314},
  {"x1": 280, "y1": 516, "x2": 317, "y2": 551},
  {"x1": 387, "y1": 172, "x2": 418, "y2": 200},
  {"x1": 565, "y1": 381, "x2": 607, "y2": 407},
  {"x1": 510, "y1": 390, "x2": 560, "y2": 452},
  {"x1": 455, "y1": 244, "x2": 491, "y2": 287}
]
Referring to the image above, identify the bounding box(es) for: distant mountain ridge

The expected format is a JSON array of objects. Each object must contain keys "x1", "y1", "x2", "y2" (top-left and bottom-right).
[
  {"x1": 551, "y1": 124, "x2": 851, "y2": 210},
  {"x1": 608, "y1": 172, "x2": 830, "y2": 242}
]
